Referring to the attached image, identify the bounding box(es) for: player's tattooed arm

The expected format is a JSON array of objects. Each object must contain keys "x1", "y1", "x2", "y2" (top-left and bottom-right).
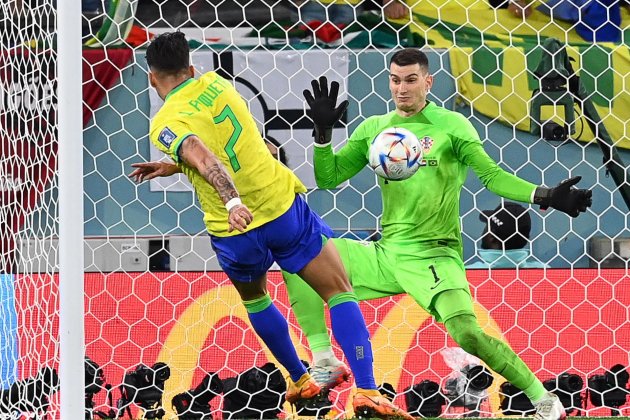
[
  {"x1": 201, "y1": 162, "x2": 239, "y2": 203},
  {"x1": 179, "y1": 135, "x2": 238, "y2": 204},
  {"x1": 179, "y1": 135, "x2": 253, "y2": 232}
]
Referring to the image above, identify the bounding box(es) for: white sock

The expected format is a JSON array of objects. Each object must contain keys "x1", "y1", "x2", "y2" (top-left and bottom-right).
[
  {"x1": 312, "y1": 348, "x2": 338, "y2": 366},
  {"x1": 531, "y1": 392, "x2": 552, "y2": 405}
]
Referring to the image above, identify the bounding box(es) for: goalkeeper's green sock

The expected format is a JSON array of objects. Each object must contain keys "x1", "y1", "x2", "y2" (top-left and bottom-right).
[{"x1": 283, "y1": 269, "x2": 333, "y2": 353}]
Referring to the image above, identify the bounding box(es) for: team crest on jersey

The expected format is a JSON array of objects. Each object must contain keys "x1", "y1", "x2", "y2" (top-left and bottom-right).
[
  {"x1": 158, "y1": 127, "x2": 177, "y2": 147},
  {"x1": 420, "y1": 136, "x2": 434, "y2": 153}
]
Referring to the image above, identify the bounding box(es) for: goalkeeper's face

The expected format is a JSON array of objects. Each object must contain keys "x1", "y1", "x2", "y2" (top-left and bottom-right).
[{"x1": 389, "y1": 63, "x2": 433, "y2": 116}]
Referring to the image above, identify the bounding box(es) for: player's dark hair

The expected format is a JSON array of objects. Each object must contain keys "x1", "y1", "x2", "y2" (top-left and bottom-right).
[
  {"x1": 145, "y1": 31, "x2": 190, "y2": 75},
  {"x1": 390, "y1": 48, "x2": 429, "y2": 71}
]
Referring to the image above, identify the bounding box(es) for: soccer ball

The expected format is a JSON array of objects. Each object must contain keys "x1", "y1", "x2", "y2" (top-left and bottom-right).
[{"x1": 368, "y1": 127, "x2": 422, "y2": 181}]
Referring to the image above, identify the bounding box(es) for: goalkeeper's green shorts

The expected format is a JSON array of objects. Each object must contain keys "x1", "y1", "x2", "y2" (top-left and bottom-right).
[{"x1": 333, "y1": 237, "x2": 475, "y2": 323}]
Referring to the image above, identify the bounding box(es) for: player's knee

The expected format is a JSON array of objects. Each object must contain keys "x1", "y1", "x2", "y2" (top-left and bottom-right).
[
  {"x1": 446, "y1": 315, "x2": 483, "y2": 356},
  {"x1": 454, "y1": 329, "x2": 481, "y2": 355}
]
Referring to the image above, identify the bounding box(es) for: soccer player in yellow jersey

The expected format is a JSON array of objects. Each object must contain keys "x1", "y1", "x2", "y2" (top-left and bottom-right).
[{"x1": 130, "y1": 32, "x2": 413, "y2": 419}]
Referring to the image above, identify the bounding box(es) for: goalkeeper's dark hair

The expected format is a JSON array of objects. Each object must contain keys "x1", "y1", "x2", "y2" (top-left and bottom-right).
[
  {"x1": 146, "y1": 31, "x2": 190, "y2": 75},
  {"x1": 390, "y1": 48, "x2": 429, "y2": 72}
]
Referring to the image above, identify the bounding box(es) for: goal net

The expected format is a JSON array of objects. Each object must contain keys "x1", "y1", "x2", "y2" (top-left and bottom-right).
[
  {"x1": 1, "y1": 0, "x2": 60, "y2": 417},
  {"x1": 3, "y1": 0, "x2": 630, "y2": 418}
]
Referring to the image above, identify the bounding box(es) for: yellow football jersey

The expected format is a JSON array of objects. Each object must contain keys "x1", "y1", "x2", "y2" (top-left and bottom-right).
[{"x1": 149, "y1": 72, "x2": 306, "y2": 236}]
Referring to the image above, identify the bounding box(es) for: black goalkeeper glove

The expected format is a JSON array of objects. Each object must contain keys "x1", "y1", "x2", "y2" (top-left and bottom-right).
[
  {"x1": 303, "y1": 76, "x2": 349, "y2": 145},
  {"x1": 533, "y1": 176, "x2": 593, "y2": 217}
]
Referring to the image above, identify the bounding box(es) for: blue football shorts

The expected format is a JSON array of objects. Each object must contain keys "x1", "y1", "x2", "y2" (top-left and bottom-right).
[{"x1": 210, "y1": 195, "x2": 334, "y2": 282}]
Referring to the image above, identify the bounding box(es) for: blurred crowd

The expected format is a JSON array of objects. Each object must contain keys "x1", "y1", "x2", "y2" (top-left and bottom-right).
[
  {"x1": 134, "y1": 0, "x2": 628, "y2": 43},
  {"x1": 1, "y1": 0, "x2": 627, "y2": 46}
]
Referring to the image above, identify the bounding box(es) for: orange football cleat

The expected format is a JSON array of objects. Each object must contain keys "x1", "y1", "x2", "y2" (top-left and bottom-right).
[
  {"x1": 286, "y1": 372, "x2": 322, "y2": 404},
  {"x1": 353, "y1": 388, "x2": 416, "y2": 420}
]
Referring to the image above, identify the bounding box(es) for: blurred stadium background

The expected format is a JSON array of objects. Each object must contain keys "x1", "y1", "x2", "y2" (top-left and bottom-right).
[{"x1": 1, "y1": 0, "x2": 629, "y2": 418}]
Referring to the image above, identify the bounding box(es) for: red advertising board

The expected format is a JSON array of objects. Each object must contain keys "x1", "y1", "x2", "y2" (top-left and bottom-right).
[{"x1": 13, "y1": 269, "x2": 630, "y2": 418}]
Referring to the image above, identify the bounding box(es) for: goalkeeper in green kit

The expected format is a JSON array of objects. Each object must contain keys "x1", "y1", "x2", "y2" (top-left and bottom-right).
[{"x1": 286, "y1": 48, "x2": 592, "y2": 420}]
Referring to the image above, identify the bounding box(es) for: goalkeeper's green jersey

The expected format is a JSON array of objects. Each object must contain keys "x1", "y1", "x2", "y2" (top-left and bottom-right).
[{"x1": 314, "y1": 102, "x2": 537, "y2": 258}]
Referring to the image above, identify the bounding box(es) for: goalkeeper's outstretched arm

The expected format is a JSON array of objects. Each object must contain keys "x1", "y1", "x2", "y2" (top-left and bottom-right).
[{"x1": 461, "y1": 140, "x2": 592, "y2": 217}]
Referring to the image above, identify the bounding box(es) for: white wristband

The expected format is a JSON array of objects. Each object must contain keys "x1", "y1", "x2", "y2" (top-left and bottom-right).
[
  {"x1": 313, "y1": 142, "x2": 332, "y2": 148},
  {"x1": 225, "y1": 197, "x2": 242, "y2": 212}
]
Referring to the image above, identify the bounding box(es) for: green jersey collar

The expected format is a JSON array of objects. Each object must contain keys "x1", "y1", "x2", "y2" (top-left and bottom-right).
[
  {"x1": 165, "y1": 78, "x2": 194, "y2": 102},
  {"x1": 392, "y1": 100, "x2": 435, "y2": 120},
  {"x1": 414, "y1": 99, "x2": 434, "y2": 116}
]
